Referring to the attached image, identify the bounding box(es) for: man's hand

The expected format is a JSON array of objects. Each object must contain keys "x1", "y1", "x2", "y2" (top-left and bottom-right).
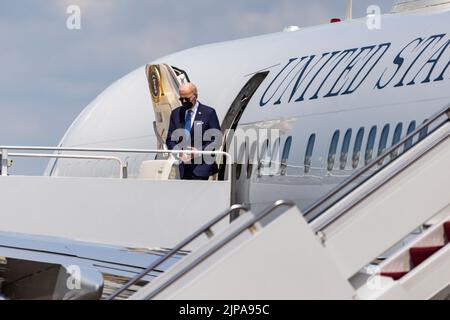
[
  {"x1": 178, "y1": 147, "x2": 201, "y2": 163},
  {"x1": 189, "y1": 147, "x2": 199, "y2": 156},
  {"x1": 179, "y1": 147, "x2": 199, "y2": 163},
  {"x1": 178, "y1": 152, "x2": 192, "y2": 163}
]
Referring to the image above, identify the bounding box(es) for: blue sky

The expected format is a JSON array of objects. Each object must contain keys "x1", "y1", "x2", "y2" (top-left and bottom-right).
[{"x1": 0, "y1": 0, "x2": 394, "y2": 174}]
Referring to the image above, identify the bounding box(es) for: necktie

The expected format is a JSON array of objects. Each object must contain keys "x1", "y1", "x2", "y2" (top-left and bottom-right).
[{"x1": 184, "y1": 110, "x2": 193, "y2": 134}]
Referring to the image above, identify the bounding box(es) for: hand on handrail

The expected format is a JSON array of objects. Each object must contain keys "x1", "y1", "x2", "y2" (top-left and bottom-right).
[{"x1": 177, "y1": 147, "x2": 197, "y2": 163}]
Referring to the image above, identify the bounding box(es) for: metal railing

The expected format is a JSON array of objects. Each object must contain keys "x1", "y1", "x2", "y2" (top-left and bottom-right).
[
  {"x1": 3, "y1": 152, "x2": 126, "y2": 178},
  {"x1": 0, "y1": 146, "x2": 232, "y2": 181},
  {"x1": 112, "y1": 105, "x2": 448, "y2": 299},
  {"x1": 128, "y1": 200, "x2": 294, "y2": 300},
  {"x1": 107, "y1": 203, "x2": 250, "y2": 300},
  {"x1": 303, "y1": 103, "x2": 450, "y2": 231}
]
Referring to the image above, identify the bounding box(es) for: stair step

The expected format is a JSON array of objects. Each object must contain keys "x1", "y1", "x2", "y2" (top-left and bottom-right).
[
  {"x1": 378, "y1": 221, "x2": 450, "y2": 282},
  {"x1": 380, "y1": 271, "x2": 408, "y2": 280},
  {"x1": 444, "y1": 222, "x2": 450, "y2": 241},
  {"x1": 410, "y1": 246, "x2": 443, "y2": 268}
]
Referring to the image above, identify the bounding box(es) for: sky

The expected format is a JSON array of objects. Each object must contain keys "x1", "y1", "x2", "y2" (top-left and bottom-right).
[{"x1": 0, "y1": 0, "x2": 395, "y2": 174}]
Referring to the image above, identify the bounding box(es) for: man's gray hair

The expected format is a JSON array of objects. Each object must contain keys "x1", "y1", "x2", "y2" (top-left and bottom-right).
[
  {"x1": 192, "y1": 84, "x2": 198, "y2": 97},
  {"x1": 189, "y1": 83, "x2": 198, "y2": 97},
  {"x1": 180, "y1": 82, "x2": 198, "y2": 97}
]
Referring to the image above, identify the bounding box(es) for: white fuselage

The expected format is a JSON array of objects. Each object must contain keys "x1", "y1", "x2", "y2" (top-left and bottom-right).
[{"x1": 49, "y1": 5, "x2": 450, "y2": 210}]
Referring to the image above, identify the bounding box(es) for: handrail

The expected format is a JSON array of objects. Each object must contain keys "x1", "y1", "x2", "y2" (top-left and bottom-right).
[
  {"x1": 5, "y1": 153, "x2": 126, "y2": 179},
  {"x1": 113, "y1": 104, "x2": 448, "y2": 299},
  {"x1": 107, "y1": 204, "x2": 250, "y2": 300},
  {"x1": 312, "y1": 131, "x2": 449, "y2": 234},
  {"x1": 303, "y1": 103, "x2": 450, "y2": 229},
  {"x1": 0, "y1": 147, "x2": 233, "y2": 181},
  {"x1": 139, "y1": 200, "x2": 294, "y2": 300},
  {"x1": 152, "y1": 121, "x2": 169, "y2": 151}
]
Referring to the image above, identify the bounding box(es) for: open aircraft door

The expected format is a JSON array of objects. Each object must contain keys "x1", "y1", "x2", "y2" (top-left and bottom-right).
[{"x1": 145, "y1": 64, "x2": 190, "y2": 150}]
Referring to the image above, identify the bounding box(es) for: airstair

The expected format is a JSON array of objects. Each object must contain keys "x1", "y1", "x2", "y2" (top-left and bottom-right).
[
  {"x1": 358, "y1": 219, "x2": 450, "y2": 299},
  {"x1": 0, "y1": 149, "x2": 233, "y2": 250},
  {"x1": 108, "y1": 104, "x2": 450, "y2": 300}
]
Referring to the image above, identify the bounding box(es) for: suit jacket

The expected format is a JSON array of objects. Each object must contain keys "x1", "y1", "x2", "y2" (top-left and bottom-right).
[{"x1": 166, "y1": 103, "x2": 221, "y2": 178}]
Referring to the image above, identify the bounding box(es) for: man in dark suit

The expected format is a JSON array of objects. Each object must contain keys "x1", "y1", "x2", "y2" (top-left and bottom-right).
[{"x1": 166, "y1": 83, "x2": 221, "y2": 180}]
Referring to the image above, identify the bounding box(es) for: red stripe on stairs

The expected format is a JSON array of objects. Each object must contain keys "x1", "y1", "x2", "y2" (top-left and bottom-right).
[
  {"x1": 380, "y1": 272, "x2": 408, "y2": 280},
  {"x1": 379, "y1": 222, "x2": 450, "y2": 281},
  {"x1": 444, "y1": 222, "x2": 450, "y2": 241},
  {"x1": 410, "y1": 246, "x2": 443, "y2": 268}
]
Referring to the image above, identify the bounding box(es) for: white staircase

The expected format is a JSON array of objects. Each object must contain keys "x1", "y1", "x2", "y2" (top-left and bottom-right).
[
  {"x1": 357, "y1": 219, "x2": 450, "y2": 300},
  {"x1": 110, "y1": 105, "x2": 450, "y2": 300}
]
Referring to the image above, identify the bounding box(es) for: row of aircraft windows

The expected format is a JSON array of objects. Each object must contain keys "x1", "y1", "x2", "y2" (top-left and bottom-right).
[
  {"x1": 326, "y1": 119, "x2": 428, "y2": 172},
  {"x1": 235, "y1": 136, "x2": 292, "y2": 180},
  {"x1": 235, "y1": 119, "x2": 427, "y2": 179}
]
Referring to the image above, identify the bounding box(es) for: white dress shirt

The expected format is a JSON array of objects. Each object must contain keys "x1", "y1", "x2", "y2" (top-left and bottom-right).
[{"x1": 186, "y1": 101, "x2": 200, "y2": 128}]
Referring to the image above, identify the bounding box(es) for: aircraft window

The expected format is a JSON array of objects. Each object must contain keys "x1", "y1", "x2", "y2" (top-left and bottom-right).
[
  {"x1": 340, "y1": 129, "x2": 352, "y2": 170},
  {"x1": 365, "y1": 126, "x2": 377, "y2": 165},
  {"x1": 270, "y1": 137, "x2": 281, "y2": 171},
  {"x1": 260, "y1": 139, "x2": 270, "y2": 160},
  {"x1": 235, "y1": 142, "x2": 246, "y2": 180},
  {"x1": 377, "y1": 124, "x2": 390, "y2": 165},
  {"x1": 352, "y1": 127, "x2": 364, "y2": 169},
  {"x1": 247, "y1": 141, "x2": 257, "y2": 179},
  {"x1": 257, "y1": 139, "x2": 270, "y2": 177},
  {"x1": 304, "y1": 134, "x2": 316, "y2": 174},
  {"x1": 418, "y1": 119, "x2": 429, "y2": 141},
  {"x1": 327, "y1": 130, "x2": 340, "y2": 171},
  {"x1": 378, "y1": 124, "x2": 390, "y2": 157},
  {"x1": 404, "y1": 121, "x2": 416, "y2": 151},
  {"x1": 391, "y1": 123, "x2": 403, "y2": 160},
  {"x1": 280, "y1": 136, "x2": 292, "y2": 176}
]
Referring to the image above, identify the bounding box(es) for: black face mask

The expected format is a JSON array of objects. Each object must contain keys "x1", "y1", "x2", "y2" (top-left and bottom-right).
[{"x1": 180, "y1": 97, "x2": 194, "y2": 109}]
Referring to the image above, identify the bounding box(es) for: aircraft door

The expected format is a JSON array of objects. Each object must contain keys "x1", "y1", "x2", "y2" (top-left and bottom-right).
[
  {"x1": 146, "y1": 64, "x2": 190, "y2": 150},
  {"x1": 220, "y1": 72, "x2": 269, "y2": 206}
]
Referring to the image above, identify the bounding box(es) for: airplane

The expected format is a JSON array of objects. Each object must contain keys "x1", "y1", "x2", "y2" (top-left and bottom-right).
[
  {"x1": 0, "y1": 0, "x2": 450, "y2": 299},
  {"x1": 44, "y1": 0, "x2": 450, "y2": 209}
]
